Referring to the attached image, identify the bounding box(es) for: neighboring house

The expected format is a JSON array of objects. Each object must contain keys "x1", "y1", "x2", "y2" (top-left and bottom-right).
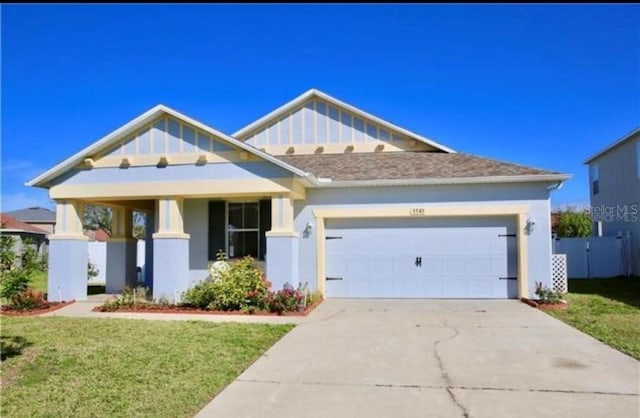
[
  {"x1": 6, "y1": 206, "x2": 56, "y2": 235},
  {"x1": 27, "y1": 89, "x2": 570, "y2": 301},
  {"x1": 85, "y1": 228, "x2": 110, "y2": 242},
  {"x1": 584, "y1": 128, "x2": 640, "y2": 275},
  {"x1": 0, "y1": 213, "x2": 48, "y2": 264}
]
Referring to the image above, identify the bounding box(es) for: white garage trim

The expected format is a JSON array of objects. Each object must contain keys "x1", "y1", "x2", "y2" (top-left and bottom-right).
[{"x1": 312, "y1": 204, "x2": 530, "y2": 299}]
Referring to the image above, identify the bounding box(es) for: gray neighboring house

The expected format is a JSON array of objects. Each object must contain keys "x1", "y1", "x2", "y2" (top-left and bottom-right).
[
  {"x1": 6, "y1": 206, "x2": 56, "y2": 235},
  {"x1": 584, "y1": 127, "x2": 640, "y2": 275},
  {"x1": 0, "y1": 213, "x2": 49, "y2": 263}
]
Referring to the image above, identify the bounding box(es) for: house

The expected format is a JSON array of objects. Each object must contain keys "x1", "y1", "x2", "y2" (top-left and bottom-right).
[
  {"x1": 584, "y1": 128, "x2": 640, "y2": 275},
  {"x1": 27, "y1": 89, "x2": 570, "y2": 302},
  {"x1": 6, "y1": 206, "x2": 56, "y2": 235},
  {"x1": 0, "y1": 213, "x2": 48, "y2": 265}
]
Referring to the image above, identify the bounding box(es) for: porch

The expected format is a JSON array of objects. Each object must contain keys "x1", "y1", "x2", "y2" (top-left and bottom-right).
[{"x1": 47, "y1": 194, "x2": 302, "y2": 302}]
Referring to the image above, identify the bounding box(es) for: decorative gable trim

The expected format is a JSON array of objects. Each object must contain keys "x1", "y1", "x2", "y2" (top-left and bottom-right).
[
  {"x1": 27, "y1": 105, "x2": 313, "y2": 188},
  {"x1": 233, "y1": 89, "x2": 456, "y2": 154}
]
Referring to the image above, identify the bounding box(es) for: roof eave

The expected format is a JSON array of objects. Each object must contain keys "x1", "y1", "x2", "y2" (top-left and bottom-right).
[
  {"x1": 310, "y1": 174, "x2": 572, "y2": 188},
  {"x1": 583, "y1": 127, "x2": 640, "y2": 164}
]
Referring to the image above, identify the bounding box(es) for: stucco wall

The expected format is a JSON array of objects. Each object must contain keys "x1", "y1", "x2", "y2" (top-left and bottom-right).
[{"x1": 293, "y1": 183, "x2": 554, "y2": 297}]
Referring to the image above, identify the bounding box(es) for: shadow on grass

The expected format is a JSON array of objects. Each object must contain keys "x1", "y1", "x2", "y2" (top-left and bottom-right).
[
  {"x1": 0, "y1": 336, "x2": 32, "y2": 361},
  {"x1": 568, "y1": 276, "x2": 640, "y2": 309},
  {"x1": 88, "y1": 285, "x2": 106, "y2": 296}
]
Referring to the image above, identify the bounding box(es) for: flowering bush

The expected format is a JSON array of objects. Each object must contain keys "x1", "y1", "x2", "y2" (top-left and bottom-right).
[
  {"x1": 266, "y1": 283, "x2": 306, "y2": 315},
  {"x1": 9, "y1": 288, "x2": 47, "y2": 311}
]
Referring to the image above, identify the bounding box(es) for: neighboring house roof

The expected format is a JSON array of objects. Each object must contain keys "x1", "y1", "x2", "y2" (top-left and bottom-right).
[
  {"x1": 583, "y1": 127, "x2": 640, "y2": 164},
  {"x1": 278, "y1": 152, "x2": 570, "y2": 185},
  {"x1": 6, "y1": 206, "x2": 56, "y2": 223},
  {"x1": 232, "y1": 89, "x2": 456, "y2": 153},
  {"x1": 0, "y1": 213, "x2": 48, "y2": 234},
  {"x1": 27, "y1": 104, "x2": 316, "y2": 188},
  {"x1": 85, "y1": 229, "x2": 110, "y2": 242}
]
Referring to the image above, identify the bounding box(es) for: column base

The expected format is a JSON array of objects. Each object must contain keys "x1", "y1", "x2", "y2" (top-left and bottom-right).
[
  {"x1": 265, "y1": 234, "x2": 299, "y2": 291},
  {"x1": 153, "y1": 237, "x2": 189, "y2": 302},
  {"x1": 48, "y1": 238, "x2": 88, "y2": 302}
]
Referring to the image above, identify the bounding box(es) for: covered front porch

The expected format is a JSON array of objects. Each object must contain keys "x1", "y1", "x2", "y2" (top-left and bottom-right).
[{"x1": 48, "y1": 190, "x2": 303, "y2": 302}]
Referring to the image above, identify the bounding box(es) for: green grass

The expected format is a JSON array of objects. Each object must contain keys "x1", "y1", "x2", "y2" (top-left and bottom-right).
[
  {"x1": 24, "y1": 271, "x2": 105, "y2": 296},
  {"x1": 1, "y1": 317, "x2": 293, "y2": 417},
  {"x1": 547, "y1": 277, "x2": 640, "y2": 360}
]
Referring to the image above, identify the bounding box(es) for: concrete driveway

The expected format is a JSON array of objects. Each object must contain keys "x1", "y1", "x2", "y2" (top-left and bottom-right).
[{"x1": 197, "y1": 299, "x2": 639, "y2": 418}]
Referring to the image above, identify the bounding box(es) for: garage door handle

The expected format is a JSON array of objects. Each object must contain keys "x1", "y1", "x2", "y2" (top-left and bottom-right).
[
  {"x1": 499, "y1": 277, "x2": 517, "y2": 280},
  {"x1": 326, "y1": 277, "x2": 343, "y2": 281}
]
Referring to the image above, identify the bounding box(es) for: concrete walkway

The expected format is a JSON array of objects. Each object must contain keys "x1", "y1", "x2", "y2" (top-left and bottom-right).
[{"x1": 196, "y1": 299, "x2": 640, "y2": 418}]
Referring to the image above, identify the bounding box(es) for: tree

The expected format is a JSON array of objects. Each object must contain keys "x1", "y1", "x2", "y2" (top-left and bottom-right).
[
  {"x1": 83, "y1": 205, "x2": 112, "y2": 235},
  {"x1": 83, "y1": 205, "x2": 147, "y2": 240},
  {"x1": 556, "y1": 208, "x2": 592, "y2": 237}
]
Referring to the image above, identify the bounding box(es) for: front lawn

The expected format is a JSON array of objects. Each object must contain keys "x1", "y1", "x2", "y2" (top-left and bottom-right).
[
  {"x1": 546, "y1": 277, "x2": 640, "y2": 360},
  {"x1": 1, "y1": 317, "x2": 293, "y2": 417}
]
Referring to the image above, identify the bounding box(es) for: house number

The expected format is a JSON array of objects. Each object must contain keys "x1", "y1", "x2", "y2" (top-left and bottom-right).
[{"x1": 409, "y1": 208, "x2": 425, "y2": 216}]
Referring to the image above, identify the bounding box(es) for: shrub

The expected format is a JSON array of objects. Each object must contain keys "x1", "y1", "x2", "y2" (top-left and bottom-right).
[
  {"x1": 0, "y1": 235, "x2": 16, "y2": 272},
  {"x1": 0, "y1": 269, "x2": 31, "y2": 300},
  {"x1": 266, "y1": 283, "x2": 305, "y2": 315},
  {"x1": 10, "y1": 288, "x2": 47, "y2": 311},
  {"x1": 87, "y1": 261, "x2": 100, "y2": 280},
  {"x1": 534, "y1": 281, "x2": 563, "y2": 304},
  {"x1": 98, "y1": 286, "x2": 150, "y2": 311},
  {"x1": 182, "y1": 256, "x2": 270, "y2": 311}
]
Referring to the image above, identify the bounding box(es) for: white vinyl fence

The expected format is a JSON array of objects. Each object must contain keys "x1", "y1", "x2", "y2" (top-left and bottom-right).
[
  {"x1": 87, "y1": 240, "x2": 146, "y2": 284},
  {"x1": 552, "y1": 232, "x2": 633, "y2": 279}
]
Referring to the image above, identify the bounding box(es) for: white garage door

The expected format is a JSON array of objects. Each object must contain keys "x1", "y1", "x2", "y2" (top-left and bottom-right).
[{"x1": 325, "y1": 217, "x2": 518, "y2": 299}]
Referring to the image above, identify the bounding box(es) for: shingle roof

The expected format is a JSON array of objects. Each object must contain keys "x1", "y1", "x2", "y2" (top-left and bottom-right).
[
  {"x1": 5, "y1": 206, "x2": 56, "y2": 223},
  {"x1": 278, "y1": 152, "x2": 560, "y2": 182},
  {"x1": 0, "y1": 213, "x2": 48, "y2": 234}
]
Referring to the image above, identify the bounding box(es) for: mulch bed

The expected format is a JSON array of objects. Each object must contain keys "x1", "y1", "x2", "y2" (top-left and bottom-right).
[
  {"x1": 520, "y1": 297, "x2": 568, "y2": 311},
  {"x1": 0, "y1": 300, "x2": 75, "y2": 317},
  {"x1": 92, "y1": 301, "x2": 322, "y2": 316}
]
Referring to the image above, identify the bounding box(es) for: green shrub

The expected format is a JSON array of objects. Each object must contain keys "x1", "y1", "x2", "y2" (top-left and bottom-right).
[
  {"x1": 0, "y1": 269, "x2": 31, "y2": 300},
  {"x1": 534, "y1": 281, "x2": 563, "y2": 304},
  {"x1": 0, "y1": 235, "x2": 16, "y2": 272},
  {"x1": 182, "y1": 256, "x2": 270, "y2": 311},
  {"x1": 10, "y1": 288, "x2": 47, "y2": 311},
  {"x1": 97, "y1": 286, "x2": 150, "y2": 311}
]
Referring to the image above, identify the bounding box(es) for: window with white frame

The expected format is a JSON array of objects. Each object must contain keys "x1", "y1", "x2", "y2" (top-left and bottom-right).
[
  {"x1": 227, "y1": 202, "x2": 259, "y2": 259},
  {"x1": 591, "y1": 163, "x2": 599, "y2": 195}
]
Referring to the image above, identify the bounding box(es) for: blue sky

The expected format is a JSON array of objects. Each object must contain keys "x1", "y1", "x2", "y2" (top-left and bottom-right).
[{"x1": 2, "y1": 4, "x2": 639, "y2": 212}]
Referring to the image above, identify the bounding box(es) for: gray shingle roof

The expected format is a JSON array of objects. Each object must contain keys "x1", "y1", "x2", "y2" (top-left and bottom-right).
[
  {"x1": 278, "y1": 152, "x2": 559, "y2": 181},
  {"x1": 6, "y1": 206, "x2": 56, "y2": 222}
]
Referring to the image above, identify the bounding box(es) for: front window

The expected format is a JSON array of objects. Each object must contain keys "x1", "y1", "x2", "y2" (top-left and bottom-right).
[
  {"x1": 590, "y1": 163, "x2": 599, "y2": 195},
  {"x1": 227, "y1": 202, "x2": 259, "y2": 259}
]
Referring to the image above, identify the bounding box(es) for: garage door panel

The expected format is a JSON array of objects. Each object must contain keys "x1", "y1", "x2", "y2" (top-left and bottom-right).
[{"x1": 325, "y1": 217, "x2": 518, "y2": 299}]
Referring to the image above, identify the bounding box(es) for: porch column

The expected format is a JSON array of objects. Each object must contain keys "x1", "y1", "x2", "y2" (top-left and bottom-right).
[
  {"x1": 48, "y1": 200, "x2": 88, "y2": 302},
  {"x1": 153, "y1": 197, "x2": 190, "y2": 302},
  {"x1": 106, "y1": 207, "x2": 137, "y2": 293},
  {"x1": 144, "y1": 211, "x2": 154, "y2": 288},
  {"x1": 265, "y1": 194, "x2": 299, "y2": 291}
]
